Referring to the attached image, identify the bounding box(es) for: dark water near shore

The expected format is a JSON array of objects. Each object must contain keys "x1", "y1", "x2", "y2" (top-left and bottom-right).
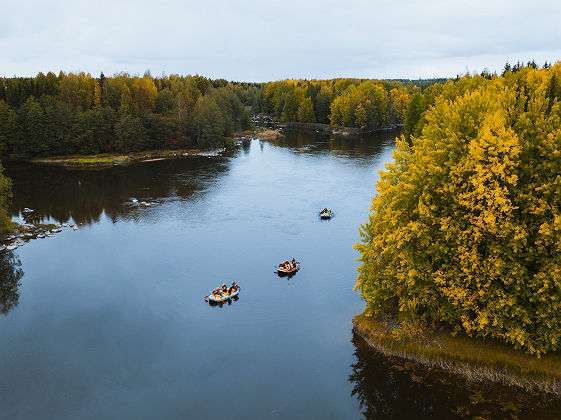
[{"x1": 2, "y1": 129, "x2": 561, "y2": 419}]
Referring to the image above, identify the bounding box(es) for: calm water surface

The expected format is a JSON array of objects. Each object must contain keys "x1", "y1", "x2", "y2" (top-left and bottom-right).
[{"x1": 2, "y1": 129, "x2": 561, "y2": 419}]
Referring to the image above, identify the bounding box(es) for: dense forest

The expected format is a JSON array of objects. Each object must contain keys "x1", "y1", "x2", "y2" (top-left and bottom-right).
[
  {"x1": 262, "y1": 79, "x2": 413, "y2": 130},
  {"x1": 0, "y1": 72, "x2": 260, "y2": 159},
  {"x1": 0, "y1": 73, "x2": 439, "y2": 162},
  {"x1": 0, "y1": 72, "x2": 443, "y2": 235},
  {"x1": 355, "y1": 61, "x2": 561, "y2": 355}
]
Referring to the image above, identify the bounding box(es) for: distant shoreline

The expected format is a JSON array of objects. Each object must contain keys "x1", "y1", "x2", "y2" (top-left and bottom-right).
[
  {"x1": 21, "y1": 148, "x2": 228, "y2": 169},
  {"x1": 280, "y1": 121, "x2": 403, "y2": 135},
  {"x1": 353, "y1": 312, "x2": 561, "y2": 395}
]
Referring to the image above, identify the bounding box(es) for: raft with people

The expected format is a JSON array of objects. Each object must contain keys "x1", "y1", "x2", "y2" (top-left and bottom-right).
[
  {"x1": 276, "y1": 258, "x2": 300, "y2": 275},
  {"x1": 319, "y1": 208, "x2": 334, "y2": 219},
  {"x1": 205, "y1": 282, "x2": 240, "y2": 302}
]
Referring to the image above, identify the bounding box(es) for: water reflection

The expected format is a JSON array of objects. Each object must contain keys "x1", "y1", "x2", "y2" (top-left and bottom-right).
[
  {"x1": 349, "y1": 331, "x2": 561, "y2": 419},
  {"x1": 277, "y1": 129, "x2": 398, "y2": 160},
  {"x1": 4, "y1": 128, "x2": 558, "y2": 417},
  {"x1": 241, "y1": 138, "x2": 251, "y2": 154},
  {"x1": 208, "y1": 296, "x2": 240, "y2": 308},
  {"x1": 0, "y1": 250, "x2": 24, "y2": 315},
  {"x1": 5, "y1": 158, "x2": 230, "y2": 226}
]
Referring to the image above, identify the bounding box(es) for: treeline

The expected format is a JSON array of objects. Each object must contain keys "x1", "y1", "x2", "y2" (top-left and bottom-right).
[
  {"x1": 355, "y1": 61, "x2": 561, "y2": 355},
  {"x1": 0, "y1": 72, "x2": 260, "y2": 159},
  {"x1": 262, "y1": 79, "x2": 414, "y2": 130},
  {"x1": 403, "y1": 62, "x2": 555, "y2": 141}
]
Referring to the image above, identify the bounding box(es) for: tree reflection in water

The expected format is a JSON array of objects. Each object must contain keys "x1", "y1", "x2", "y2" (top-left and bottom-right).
[
  {"x1": 349, "y1": 330, "x2": 561, "y2": 419},
  {"x1": 5, "y1": 158, "x2": 230, "y2": 226},
  {"x1": 0, "y1": 250, "x2": 23, "y2": 315}
]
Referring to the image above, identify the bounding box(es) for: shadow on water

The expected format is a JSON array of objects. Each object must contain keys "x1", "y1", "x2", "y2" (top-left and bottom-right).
[
  {"x1": 208, "y1": 296, "x2": 240, "y2": 308},
  {"x1": 5, "y1": 158, "x2": 230, "y2": 226},
  {"x1": 349, "y1": 331, "x2": 561, "y2": 419},
  {"x1": 0, "y1": 250, "x2": 24, "y2": 315}
]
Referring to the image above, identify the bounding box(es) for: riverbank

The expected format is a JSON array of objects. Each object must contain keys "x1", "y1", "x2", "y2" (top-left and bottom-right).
[
  {"x1": 353, "y1": 312, "x2": 561, "y2": 395},
  {"x1": 0, "y1": 220, "x2": 79, "y2": 251},
  {"x1": 27, "y1": 148, "x2": 227, "y2": 169},
  {"x1": 280, "y1": 121, "x2": 403, "y2": 135}
]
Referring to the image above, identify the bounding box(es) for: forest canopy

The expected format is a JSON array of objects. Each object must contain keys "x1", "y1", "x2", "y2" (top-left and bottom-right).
[
  {"x1": 0, "y1": 72, "x2": 442, "y2": 160},
  {"x1": 0, "y1": 72, "x2": 258, "y2": 158},
  {"x1": 262, "y1": 78, "x2": 413, "y2": 130},
  {"x1": 355, "y1": 62, "x2": 561, "y2": 356}
]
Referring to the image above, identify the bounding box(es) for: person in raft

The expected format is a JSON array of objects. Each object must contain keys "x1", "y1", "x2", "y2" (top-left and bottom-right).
[
  {"x1": 231, "y1": 282, "x2": 239, "y2": 292},
  {"x1": 222, "y1": 284, "x2": 228, "y2": 294}
]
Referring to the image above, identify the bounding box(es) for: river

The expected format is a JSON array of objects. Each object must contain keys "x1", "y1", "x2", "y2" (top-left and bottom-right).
[{"x1": 2, "y1": 129, "x2": 560, "y2": 418}]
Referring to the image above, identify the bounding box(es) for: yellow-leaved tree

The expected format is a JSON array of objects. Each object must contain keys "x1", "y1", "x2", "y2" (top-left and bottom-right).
[{"x1": 355, "y1": 64, "x2": 561, "y2": 355}]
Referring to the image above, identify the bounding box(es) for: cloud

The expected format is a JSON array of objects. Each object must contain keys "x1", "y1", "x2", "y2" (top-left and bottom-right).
[{"x1": 1, "y1": 0, "x2": 560, "y2": 80}]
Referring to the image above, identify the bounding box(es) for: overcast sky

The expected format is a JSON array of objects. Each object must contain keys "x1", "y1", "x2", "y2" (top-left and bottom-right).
[{"x1": 1, "y1": 0, "x2": 560, "y2": 81}]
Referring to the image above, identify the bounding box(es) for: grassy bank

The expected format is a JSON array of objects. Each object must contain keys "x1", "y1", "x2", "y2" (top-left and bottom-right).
[
  {"x1": 353, "y1": 312, "x2": 561, "y2": 395},
  {"x1": 29, "y1": 148, "x2": 227, "y2": 168}
]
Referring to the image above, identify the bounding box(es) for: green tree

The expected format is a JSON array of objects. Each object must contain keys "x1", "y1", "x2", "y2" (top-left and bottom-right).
[
  {"x1": 14, "y1": 97, "x2": 49, "y2": 157},
  {"x1": 315, "y1": 86, "x2": 334, "y2": 123},
  {"x1": 240, "y1": 108, "x2": 252, "y2": 130},
  {"x1": 0, "y1": 101, "x2": 17, "y2": 159},
  {"x1": 115, "y1": 114, "x2": 147, "y2": 152},
  {"x1": 194, "y1": 95, "x2": 224, "y2": 148}
]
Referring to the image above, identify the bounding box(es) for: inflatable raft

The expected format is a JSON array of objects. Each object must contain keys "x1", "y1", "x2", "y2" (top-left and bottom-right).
[
  {"x1": 208, "y1": 290, "x2": 239, "y2": 302},
  {"x1": 276, "y1": 264, "x2": 300, "y2": 275},
  {"x1": 319, "y1": 211, "x2": 334, "y2": 219}
]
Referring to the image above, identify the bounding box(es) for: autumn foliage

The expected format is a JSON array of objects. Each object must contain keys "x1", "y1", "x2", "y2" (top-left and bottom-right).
[
  {"x1": 355, "y1": 63, "x2": 561, "y2": 355},
  {"x1": 263, "y1": 79, "x2": 411, "y2": 130}
]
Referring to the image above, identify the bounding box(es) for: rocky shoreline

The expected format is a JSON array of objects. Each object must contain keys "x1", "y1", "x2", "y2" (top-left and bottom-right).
[{"x1": 1, "y1": 216, "x2": 79, "y2": 252}]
